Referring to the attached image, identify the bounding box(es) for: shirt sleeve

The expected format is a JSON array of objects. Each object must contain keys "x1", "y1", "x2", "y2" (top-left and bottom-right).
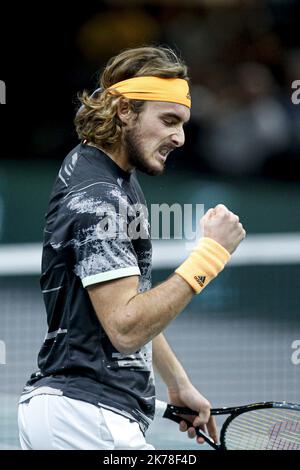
[{"x1": 57, "y1": 181, "x2": 140, "y2": 287}]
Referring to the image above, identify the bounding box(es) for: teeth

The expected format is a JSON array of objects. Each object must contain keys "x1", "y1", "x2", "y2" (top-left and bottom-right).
[{"x1": 160, "y1": 148, "x2": 169, "y2": 156}]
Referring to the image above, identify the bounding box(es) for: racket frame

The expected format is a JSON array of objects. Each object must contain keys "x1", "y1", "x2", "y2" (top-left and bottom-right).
[{"x1": 159, "y1": 401, "x2": 300, "y2": 450}]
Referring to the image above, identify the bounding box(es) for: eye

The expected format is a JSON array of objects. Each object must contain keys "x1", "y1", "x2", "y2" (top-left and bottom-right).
[{"x1": 162, "y1": 119, "x2": 175, "y2": 126}]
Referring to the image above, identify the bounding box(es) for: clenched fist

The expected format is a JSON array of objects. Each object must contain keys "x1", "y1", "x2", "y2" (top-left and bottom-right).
[{"x1": 201, "y1": 204, "x2": 246, "y2": 254}]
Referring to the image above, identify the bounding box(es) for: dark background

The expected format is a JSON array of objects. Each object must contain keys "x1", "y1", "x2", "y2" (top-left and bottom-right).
[{"x1": 1, "y1": 0, "x2": 300, "y2": 180}]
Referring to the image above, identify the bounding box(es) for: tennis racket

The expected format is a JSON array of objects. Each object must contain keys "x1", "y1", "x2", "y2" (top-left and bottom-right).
[{"x1": 155, "y1": 400, "x2": 300, "y2": 450}]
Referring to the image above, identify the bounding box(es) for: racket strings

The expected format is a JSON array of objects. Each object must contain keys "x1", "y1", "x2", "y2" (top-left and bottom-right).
[
  {"x1": 223, "y1": 409, "x2": 300, "y2": 450},
  {"x1": 225, "y1": 409, "x2": 300, "y2": 435}
]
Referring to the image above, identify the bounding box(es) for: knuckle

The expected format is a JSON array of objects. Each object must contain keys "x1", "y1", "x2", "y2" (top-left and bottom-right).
[
  {"x1": 229, "y1": 212, "x2": 239, "y2": 222},
  {"x1": 218, "y1": 210, "x2": 228, "y2": 219},
  {"x1": 216, "y1": 204, "x2": 227, "y2": 211},
  {"x1": 203, "y1": 400, "x2": 211, "y2": 411},
  {"x1": 199, "y1": 406, "x2": 211, "y2": 423},
  {"x1": 179, "y1": 421, "x2": 186, "y2": 432}
]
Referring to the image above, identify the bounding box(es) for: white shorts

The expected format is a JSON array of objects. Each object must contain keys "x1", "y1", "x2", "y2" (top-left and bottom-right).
[{"x1": 18, "y1": 394, "x2": 154, "y2": 450}]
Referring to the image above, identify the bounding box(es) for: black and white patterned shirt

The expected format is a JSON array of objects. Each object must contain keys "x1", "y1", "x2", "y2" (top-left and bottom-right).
[{"x1": 20, "y1": 143, "x2": 155, "y2": 433}]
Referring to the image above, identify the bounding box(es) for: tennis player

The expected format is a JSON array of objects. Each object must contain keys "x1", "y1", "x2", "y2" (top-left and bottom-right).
[{"x1": 18, "y1": 46, "x2": 246, "y2": 450}]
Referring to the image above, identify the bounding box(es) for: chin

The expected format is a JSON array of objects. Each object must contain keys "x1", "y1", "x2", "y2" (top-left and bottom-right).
[
  {"x1": 146, "y1": 163, "x2": 165, "y2": 176},
  {"x1": 136, "y1": 159, "x2": 165, "y2": 176},
  {"x1": 139, "y1": 166, "x2": 164, "y2": 176}
]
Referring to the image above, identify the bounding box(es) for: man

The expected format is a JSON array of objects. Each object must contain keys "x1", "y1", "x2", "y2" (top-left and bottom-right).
[{"x1": 18, "y1": 46, "x2": 245, "y2": 450}]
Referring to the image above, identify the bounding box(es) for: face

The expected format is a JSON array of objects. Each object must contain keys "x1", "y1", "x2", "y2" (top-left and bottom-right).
[{"x1": 122, "y1": 101, "x2": 190, "y2": 176}]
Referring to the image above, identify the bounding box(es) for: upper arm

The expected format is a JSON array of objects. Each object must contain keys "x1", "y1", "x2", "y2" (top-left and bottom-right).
[
  {"x1": 87, "y1": 275, "x2": 140, "y2": 352},
  {"x1": 66, "y1": 182, "x2": 140, "y2": 287}
]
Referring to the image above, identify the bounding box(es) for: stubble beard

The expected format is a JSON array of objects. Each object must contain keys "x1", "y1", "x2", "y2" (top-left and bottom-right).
[{"x1": 124, "y1": 128, "x2": 164, "y2": 176}]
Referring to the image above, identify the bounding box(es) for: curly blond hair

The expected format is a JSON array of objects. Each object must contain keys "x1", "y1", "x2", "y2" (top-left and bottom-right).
[{"x1": 74, "y1": 46, "x2": 189, "y2": 149}]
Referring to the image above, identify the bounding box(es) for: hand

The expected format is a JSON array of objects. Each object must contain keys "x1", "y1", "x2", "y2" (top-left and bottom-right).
[
  {"x1": 201, "y1": 204, "x2": 246, "y2": 254},
  {"x1": 167, "y1": 383, "x2": 218, "y2": 445}
]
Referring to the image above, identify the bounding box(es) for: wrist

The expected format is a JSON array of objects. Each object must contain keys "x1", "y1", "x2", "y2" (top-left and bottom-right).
[{"x1": 175, "y1": 237, "x2": 230, "y2": 294}]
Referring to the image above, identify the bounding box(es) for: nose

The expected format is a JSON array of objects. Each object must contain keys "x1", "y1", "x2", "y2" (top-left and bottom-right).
[{"x1": 171, "y1": 126, "x2": 185, "y2": 148}]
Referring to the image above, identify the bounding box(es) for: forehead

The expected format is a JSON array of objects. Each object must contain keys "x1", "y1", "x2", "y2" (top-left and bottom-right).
[{"x1": 144, "y1": 101, "x2": 191, "y2": 122}]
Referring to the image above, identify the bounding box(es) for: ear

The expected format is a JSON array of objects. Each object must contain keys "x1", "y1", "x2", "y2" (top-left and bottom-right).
[{"x1": 116, "y1": 98, "x2": 134, "y2": 126}]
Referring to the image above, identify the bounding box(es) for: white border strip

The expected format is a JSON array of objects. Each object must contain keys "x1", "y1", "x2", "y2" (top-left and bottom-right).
[
  {"x1": 0, "y1": 243, "x2": 42, "y2": 275},
  {"x1": 0, "y1": 233, "x2": 300, "y2": 275},
  {"x1": 82, "y1": 266, "x2": 141, "y2": 287},
  {"x1": 152, "y1": 233, "x2": 300, "y2": 268}
]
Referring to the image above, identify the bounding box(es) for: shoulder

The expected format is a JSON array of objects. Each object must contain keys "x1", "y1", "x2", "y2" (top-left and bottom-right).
[{"x1": 64, "y1": 180, "x2": 129, "y2": 217}]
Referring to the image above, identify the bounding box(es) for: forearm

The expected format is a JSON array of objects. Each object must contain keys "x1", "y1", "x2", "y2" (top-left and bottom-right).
[
  {"x1": 153, "y1": 333, "x2": 189, "y2": 392},
  {"x1": 115, "y1": 237, "x2": 231, "y2": 353},
  {"x1": 116, "y1": 274, "x2": 194, "y2": 353},
  {"x1": 153, "y1": 333, "x2": 216, "y2": 442},
  {"x1": 113, "y1": 238, "x2": 231, "y2": 353}
]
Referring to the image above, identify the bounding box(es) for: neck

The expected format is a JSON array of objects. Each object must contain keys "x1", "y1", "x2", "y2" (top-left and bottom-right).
[{"x1": 86, "y1": 141, "x2": 134, "y2": 173}]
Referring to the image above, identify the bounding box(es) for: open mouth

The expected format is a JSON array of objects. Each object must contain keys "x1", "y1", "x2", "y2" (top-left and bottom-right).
[{"x1": 157, "y1": 146, "x2": 174, "y2": 162}]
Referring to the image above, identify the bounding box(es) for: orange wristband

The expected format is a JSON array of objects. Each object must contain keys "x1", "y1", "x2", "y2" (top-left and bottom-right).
[{"x1": 175, "y1": 237, "x2": 230, "y2": 294}]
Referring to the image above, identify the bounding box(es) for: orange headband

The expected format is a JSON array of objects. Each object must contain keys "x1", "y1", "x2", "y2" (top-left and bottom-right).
[{"x1": 108, "y1": 76, "x2": 191, "y2": 108}]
